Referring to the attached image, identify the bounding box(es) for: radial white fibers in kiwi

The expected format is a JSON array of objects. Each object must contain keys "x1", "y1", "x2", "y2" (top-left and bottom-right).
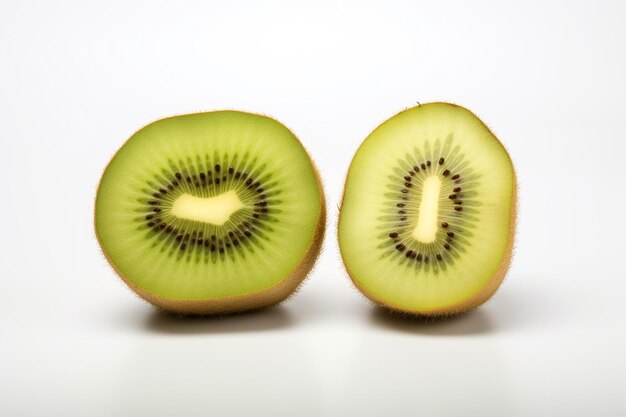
[
  {"x1": 95, "y1": 111, "x2": 325, "y2": 314},
  {"x1": 338, "y1": 103, "x2": 516, "y2": 316}
]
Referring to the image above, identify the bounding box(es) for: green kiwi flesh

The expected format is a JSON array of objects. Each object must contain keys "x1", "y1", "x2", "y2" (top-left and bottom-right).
[
  {"x1": 95, "y1": 111, "x2": 325, "y2": 314},
  {"x1": 338, "y1": 103, "x2": 516, "y2": 316}
]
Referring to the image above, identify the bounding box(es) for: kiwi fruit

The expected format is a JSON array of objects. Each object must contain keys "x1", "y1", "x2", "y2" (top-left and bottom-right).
[
  {"x1": 338, "y1": 102, "x2": 516, "y2": 316},
  {"x1": 95, "y1": 111, "x2": 325, "y2": 315}
]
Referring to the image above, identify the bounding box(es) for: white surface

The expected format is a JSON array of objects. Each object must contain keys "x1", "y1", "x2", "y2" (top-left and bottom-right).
[{"x1": 1, "y1": 1, "x2": 625, "y2": 416}]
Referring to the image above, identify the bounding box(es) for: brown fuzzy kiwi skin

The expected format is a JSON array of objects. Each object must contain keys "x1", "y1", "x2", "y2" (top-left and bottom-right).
[
  {"x1": 94, "y1": 111, "x2": 326, "y2": 315},
  {"x1": 337, "y1": 102, "x2": 517, "y2": 317}
]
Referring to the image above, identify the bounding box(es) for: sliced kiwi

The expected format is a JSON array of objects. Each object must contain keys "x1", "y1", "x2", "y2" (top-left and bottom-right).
[
  {"x1": 338, "y1": 102, "x2": 516, "y2": 316},
  {"x1": 95, "y1": 111, "x2": 325, "y2": 314}
]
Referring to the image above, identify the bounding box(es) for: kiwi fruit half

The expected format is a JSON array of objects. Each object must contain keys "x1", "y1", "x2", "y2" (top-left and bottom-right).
[
  {"x1": 338, "y1": 102, "x2": 516, "y2": 316},
  {"x1": 95, "y1": 111, "x2": 325, "y2": 314}
]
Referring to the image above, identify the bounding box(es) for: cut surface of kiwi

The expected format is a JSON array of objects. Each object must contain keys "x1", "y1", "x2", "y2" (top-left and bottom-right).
[
  {"x1": 95, "y1": 111, "x2": 325, "y2": 314},
  {"x1": 338, "y1": 103, "x2": 516, "y2": 316}
]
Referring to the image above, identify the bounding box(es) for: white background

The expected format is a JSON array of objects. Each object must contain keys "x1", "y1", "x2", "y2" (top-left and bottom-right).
[{"x1": 1, "y1": 1, "x2": 625, "y2": 416}]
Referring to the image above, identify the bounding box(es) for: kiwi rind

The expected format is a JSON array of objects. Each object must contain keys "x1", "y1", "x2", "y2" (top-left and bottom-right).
[
  {"x1": 338, "y1": 102, "x2": 517, "y2": 317},
  {"x1": 95, "y1": 111, "x2": 326, "y2": 315}
]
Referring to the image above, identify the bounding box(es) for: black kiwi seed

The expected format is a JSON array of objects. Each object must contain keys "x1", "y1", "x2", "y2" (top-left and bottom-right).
[
  {"x1": 228, "y1": 167, "x2": 234, "y2": 174},
  {"x1": 180, "y1": 243, "x2": 187, "y2": 251},
  {"x1": 426, "y1": 161, "x2": 431, "y2": 166},
  {"x1": 436, "y1": 254, "x2": 443, "y2": 261},
  {"x1": 421, "y1": 163, "x2": 426, "y2": 170},
  {"x1": 416, "y1": 253, "x2": 423, "y2": 261},
  {"x1": 395, "y1": 244, "x2": 406, "y2": 252},
  {"x1": 401, "y1": 189, "x2": 408, "y2": 194},
  {"x1": 444, "y1": 243, "x2": 451, "y2": 250},
  {"x1": 175, "y1": 172, "x2": 182, "y2": 180},
  {"x1": 439, "y1": 157, "x2": 445, "y2": 165},
  {"x1": 235, "y1": 172, "x2": 241, "y2": 179},
  {"x1": 449, "y1": 194, "x2": 457, "y2": 199},
  {"x1": 406, "y1": 250, "x2": 415, "y2": 258},
  {"x1": 452, "y1": 174, "x2": 460, "y2": 180},
  {"x1": 454, "y1": 187, "x2": 462, "y2": 193},
  {"x1": 413, "y1": 166, "x2": 419, "y2": 172},
  {"x1": 215, "y1": 164, "x2": 221, "y2": 172},
  {"x1": 397, "y1": 203, "x2": 405, "y2": 207},
  {"x1": 424, "y1": 255, "x2": 429, "y2": 263},
  {"x1": 443, "y1": 169, "x2": 450, "y2": 176},
  {"x1": 389, "y1": 232, "x2": 398, "y2": 238},
  {"x1": 145, "y1": 214, "x2": 154, "y2": 220},
  {"x1": 447, "y1": 232, "x2": 455, "y2": 237},
  {"x1": 404, "y1": 176, "x2": 411, "y2": 181},
  {"x1": 455, "y1": 206, "x2": 463, "y2": 212},
  {"x1": 441, "y1": 222, "x2": 449, "y2": 228}
]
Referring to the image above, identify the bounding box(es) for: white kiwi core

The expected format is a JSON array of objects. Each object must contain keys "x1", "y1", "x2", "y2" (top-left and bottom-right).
[
  {"x1": 171, "y1": 191, "x2": 244, "y2": 225},
  {"x1": 411, "y1": 175, "x2": 441, "y2": 243}
]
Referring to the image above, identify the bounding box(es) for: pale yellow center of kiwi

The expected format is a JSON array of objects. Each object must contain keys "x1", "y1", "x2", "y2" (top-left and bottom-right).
[
  {"x1": 171, "y1": 191, "x2": 244, "y2": 225},
  {"x1": 411, "y1": 175, "x2": 441, "y2": 243}
]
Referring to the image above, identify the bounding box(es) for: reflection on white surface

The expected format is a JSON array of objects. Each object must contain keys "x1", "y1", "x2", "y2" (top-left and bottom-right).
[{"x1": 112, "y1": 329, "x2": 322, "y2": 416}]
